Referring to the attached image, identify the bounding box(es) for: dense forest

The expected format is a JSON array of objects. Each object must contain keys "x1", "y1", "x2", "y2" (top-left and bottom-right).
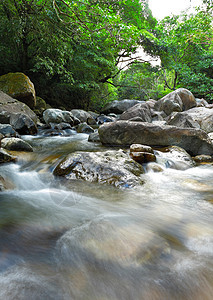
[{"x1": 0, "y1": 0, "x2": 212, "y2": 111}]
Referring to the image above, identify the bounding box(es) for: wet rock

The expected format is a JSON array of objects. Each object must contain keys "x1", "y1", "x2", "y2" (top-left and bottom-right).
[
  {"x1": 101, "y1": 99, "x2": 143, "y2": 115},
  {"x1": 130, "y1": 144, "x2": 154, "y2": 154},
  {"x1": 10, "y1": 113, "x2": 37, "y2": 135},
  {"x1": 154, "y1": 88, "x2": 197, "y2": 116},
  {"x1": 156, "y1": 146, "x2": 195, "y2": 170},
  {"x1": 0, "y1": 148, "x2": 17, "y2": 164},
  {"x1": 1, "y1": 137, "x2": 33, "y2": 152},
  {"x1": 77, "y1": 122, "x2": 94, "y2": 134},
  {"x1": 120, "y1": 103, "x2": 152, "y2": 123},
  {"x1": 71, "y1": 109, "x2": 93, "y2": 123},
  {"x1": 43, "y1": 109, "x2": 74, "y2": 125},
  {"x1": 88, "y1": 130, "x2": 100, "y2": 142},
  {"x1": 130, "y1": 152, "x2": 156, "y2": 164},
  {"x1": 0, "y1": 91, "x2": 37, "y2": 124},
  {"x1": 146, "y1": 162, "x2": 164, "y2": 173},
  {"x1": 53, "y1": 149, "x2": 144, "y2": 188},
  {"x1": 0, "y1": 124, "x2": 17, "y2": 137},
  {"x1": 98, "y1": 121, "x2": 213, "y2": 156},
  {"x1": 0, "y1": 72, "x2": 36, "y2": 108},
  {"x1": 193, "y1": 155, "x2": 213, "y2": 163},
  {"x1": 130, "y1": 144, "x2": 156, "y2": 163},
  {"x1": 0, "y1": 175, "x2": 15, "y2": 190}
]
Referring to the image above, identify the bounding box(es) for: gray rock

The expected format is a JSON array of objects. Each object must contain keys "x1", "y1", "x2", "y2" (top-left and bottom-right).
[
  {"x1": 53, "y1": 149, "x2": 144, "y2": 188},
  {"x1": 120, "y1": 103, "x2": 152, "y2": 123},
  {"x1": 154, "y1": 88, "x2": 197, "y2": 116},
  {"x1": 97, "y1": 115, "x2": 116, "y2": 125},
  {"x1": 71, "y1": 109, "x2": 92, "y2": 123},
  {"x1": 77, "y1": 122, "x2": 94, "y2": 134},
  {"x1": 10, "y1": 113, "x2": 37, "y2": 135},
  {"x1": 101, "y1": 99, "x2": 144, "y2": 115},
  {"x1": 88, "y1": 130, "x2": 100, "y2": 142},
  {"x1": 167, "y1": 112, "x2": 200, "y2": 129},
  {"x1": 1, "y1": 137, "x2": 33, "y2": 152},
  {"x1": 0, "y1": 124, "x2": 17, "y2": 137},
  {"x1": 43, "y1": 109, "x2": 74, "y2": 125},
  {"x1": 98, "y1": 120, "x2": 213, "y2": 156},
  {"x1": 0, "y1": 91, "x2": 37, "y2": 123},
  {"x1": 156, "y1": 146, "x2": 195, "y2": 170}
]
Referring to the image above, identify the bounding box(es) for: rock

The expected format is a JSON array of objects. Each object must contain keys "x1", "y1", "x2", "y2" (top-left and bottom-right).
[
  {"x1": 87, "y1": 117, "x2": 97, "y2": 126},
  {"x1": 101, "y1": 99, "x2": 144, "y2": 115},
  {"x1": 146, "y1": 162, "x2": 164, "y2": 173},
  {"x1": 53, "y1": 149, "x2": 144, "y2": 188},
  {"x1": 97, "y1": 115, "x2": 116, "y2": 125},
  {"x1": 0, "y1": 175, "x2": 15, "y2": 191},
  {"x1": 156, "y1": 146, "x2": 195, "y2": 170},
  {"x1": 130, "y1": 144, "x2": 154, "y2": 154},
  {"x1": 119, "y1": 103, "x2": 152, "y2": 123},
  {"x1": 196, "y1": 98, "x2": 209, "y2": 107},
  {"x1": 130, "y1": 152, "x2": 156, "y2": 164},
  {"x1": 98, "y1": 121, "x2": 213, "y2": 156},
  {"x1": 0, "y1": 91, "x2": 37, "y2": 124},
  {"x1": 71, "y1": 109, "x2": 92, "y2": 123},
  {"x1": 167, "y1": 112, "x2": 200, "y2": 129},
  {"x1": 77, "y1": 122, "x2": 94, "y2": 134},
  {"x1": 10, "y1": 113, "x2": 37, "y2": 135},
  {"x1": 51, "y1": 122, "x2": 72, "y2": 130},
  {"x1": 88, "y1": 130, "x2": 100, "y2": 142},
  {"x1": 154, "y1": 88, "x2": 196, "y2": 116},
  {"x1": 0, "y1": 72, "x2": 36, "y2": 108},
  {"x1": 130, "y1": 144, "x2": 156, "y2": 164},
  {"x1": 1, "y1": 137, "x2": 33, "y2": 152},
  {"x1": 34, "y1": 96, "x2": 47, "y2": 117},
  {"x1": 176, "y1": 107, "x2": 213, "y2": 133},
  {"x1": 43, "y1": 109, "x2": 74, "y2": 125},
  {"x1": 0, "y1": 124, "x2": 17, "y2": 137},
  {"x1": 193, "y1": 155, "x2": 213, "y2": 163},
  {"x1": 0, "y1": 148, "x2": 17, "y2": 164}
]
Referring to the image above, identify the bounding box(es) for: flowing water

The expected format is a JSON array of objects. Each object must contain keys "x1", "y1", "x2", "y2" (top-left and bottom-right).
[{"x1": 0, "y1": 132, "x2": 213, "y2": 300}]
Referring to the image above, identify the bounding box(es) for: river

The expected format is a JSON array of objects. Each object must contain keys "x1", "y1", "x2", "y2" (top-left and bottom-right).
[{"x1": 0, "y1": 132, "x2": 213, "y2": 299}]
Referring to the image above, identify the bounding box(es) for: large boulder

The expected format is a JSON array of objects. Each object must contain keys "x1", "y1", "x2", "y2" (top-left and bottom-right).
[
  {"x1": 43, "y1": 109, "x2": 74, "y2": 125},
  {"x1": 0, "y1": 73, "x2": 36, "y2": 108},
  {"x1": 154, "y1": 88, "x2": 197, "y2": 116},
  {"x1": 119, "y1": 103, "x2": 152, "y2": 123},
  {"x1": 101, "y1": 99, "x2": 144, "y2": 115},
  {"x1": 0, "y1": 91, "x2": 37, "y2": 124},
  {"x1": 53, "y1": 149, "x2": 144, "y2": 188},
  {"x1": 167, "y1": 107, "x2": 213, "y2": 133},
  {"x1": 98, "y1": 121, "x2": 213, "y2": 156}
]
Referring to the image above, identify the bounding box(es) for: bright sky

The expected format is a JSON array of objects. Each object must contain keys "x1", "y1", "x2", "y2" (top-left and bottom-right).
[{"x1": 148, "y1": 0, "x2": 203, "y2": 19}]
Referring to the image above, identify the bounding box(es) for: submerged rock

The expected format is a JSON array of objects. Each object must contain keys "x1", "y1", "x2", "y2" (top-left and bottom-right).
[
  {"x1": 1, "y1": 137, "x2": 33, "y2": 152},
  {"x1": 98, "y1": 121, "x2": 213, "y2": 156},
  {"x1": 53, "y1": 149, "x2": 144, "y2": 188}
]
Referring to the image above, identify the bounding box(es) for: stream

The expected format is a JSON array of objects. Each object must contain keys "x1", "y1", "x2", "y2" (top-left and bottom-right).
[{"x1": 0, "y1": 132, "x2": 213, "y2": 300}]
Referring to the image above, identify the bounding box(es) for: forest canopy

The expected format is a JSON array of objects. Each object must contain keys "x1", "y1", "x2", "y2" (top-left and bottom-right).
[{"x1": 0, "y1": 0, "x2": 212, "y2": 110}]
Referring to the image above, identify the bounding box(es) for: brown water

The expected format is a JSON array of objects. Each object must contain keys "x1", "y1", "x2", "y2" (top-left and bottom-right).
[{"x1": 0, "y1": 133, "x2": 213, "y2": 300}]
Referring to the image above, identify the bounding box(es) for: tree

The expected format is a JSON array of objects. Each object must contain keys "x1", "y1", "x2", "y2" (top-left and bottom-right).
[{"x1": 153, "y1": 9, "x2": 213, "y2": 99}]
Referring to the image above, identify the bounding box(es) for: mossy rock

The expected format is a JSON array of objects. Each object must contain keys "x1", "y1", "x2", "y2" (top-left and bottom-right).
[
  {"x1": 0, "y1": 72, "x2": 36, "y2": 108},
  {"x1": 34, "y1": 96, "x2": 47, "y2": 117}
]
